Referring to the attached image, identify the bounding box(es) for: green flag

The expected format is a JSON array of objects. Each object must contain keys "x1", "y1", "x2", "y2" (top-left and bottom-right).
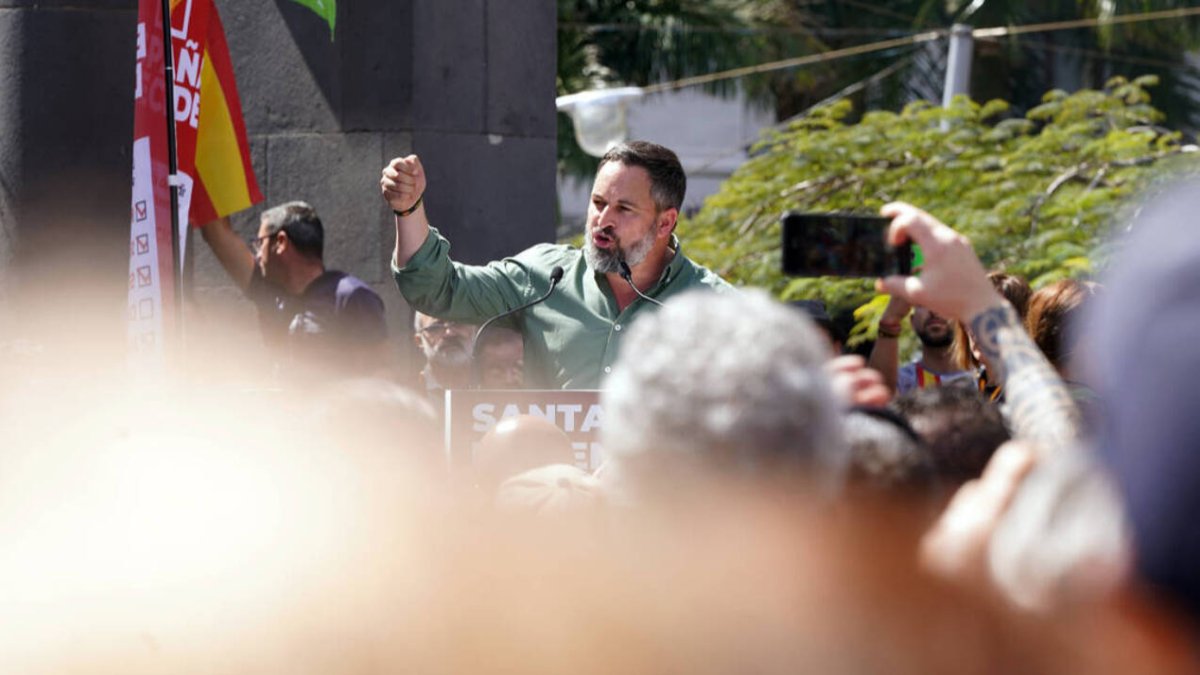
[{"x1": 288, "y1": 0, "x2": 336, "y2": 39}]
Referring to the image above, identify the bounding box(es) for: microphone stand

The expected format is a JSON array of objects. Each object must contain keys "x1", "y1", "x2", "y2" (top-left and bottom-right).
[
  {"x1": 470, "y1": 266, "x2": 564, "y2": 388},
  {"x1": 618, "y1": 260, "x2": 664, "y2": 308}
]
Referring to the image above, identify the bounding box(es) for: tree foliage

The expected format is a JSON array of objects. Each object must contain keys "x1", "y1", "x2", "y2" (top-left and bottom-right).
[{"x1": 684, "y1": 76, "x2": 1200, "y2": 345}]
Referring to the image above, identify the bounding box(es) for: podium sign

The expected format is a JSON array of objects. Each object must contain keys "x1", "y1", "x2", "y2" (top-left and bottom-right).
[{"x1": 444, "y1": 389, "x2": 605, "y2": 471}]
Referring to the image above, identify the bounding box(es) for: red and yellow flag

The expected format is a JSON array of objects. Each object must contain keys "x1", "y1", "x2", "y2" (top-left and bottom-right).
[{"x1": 168, "y1": 0, "x2": 262, "y2": 224}]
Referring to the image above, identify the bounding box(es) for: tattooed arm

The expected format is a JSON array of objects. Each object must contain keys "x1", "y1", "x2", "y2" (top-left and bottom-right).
[
  {"x1": 969, "y1": 303, "x2": 1081, "y2": 449},
  {"x1": 876, "y1": 202, "x2": 1081, "y2": 450}
]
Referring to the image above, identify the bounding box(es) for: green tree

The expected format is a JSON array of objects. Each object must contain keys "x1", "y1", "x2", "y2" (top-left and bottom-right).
[{"x1": 684, "y1": 76, "x2": 1200, "y2": 346}]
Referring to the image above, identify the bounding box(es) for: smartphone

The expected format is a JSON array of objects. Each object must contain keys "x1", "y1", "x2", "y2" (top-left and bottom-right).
[{"x1": 781, "y1": 212, "x2": 912, "y2": 277}]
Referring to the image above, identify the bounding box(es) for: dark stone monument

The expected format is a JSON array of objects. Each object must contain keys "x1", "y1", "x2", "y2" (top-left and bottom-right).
[{"x1": 0, "y1": 0, "x2": 557, "y2": 369}]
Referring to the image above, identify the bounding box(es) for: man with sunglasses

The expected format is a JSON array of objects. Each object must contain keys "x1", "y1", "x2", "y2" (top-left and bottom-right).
[{"x1": 200, "y1": 201, "x2": 387, "y2": 378}]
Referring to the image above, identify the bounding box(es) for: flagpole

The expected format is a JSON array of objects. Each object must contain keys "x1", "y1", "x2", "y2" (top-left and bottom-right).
[{"x1": 160, "y1": 0, "x2": 184, "y2": 354}]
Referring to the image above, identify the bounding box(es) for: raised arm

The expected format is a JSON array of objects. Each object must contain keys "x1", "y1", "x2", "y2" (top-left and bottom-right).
[
  {"x1": 866, "y1": 294, "x2": 911, "y2": 393},
  {"x1": 199, "y1": 216, "x2": 255, "y2": 290},
  {"x1": 876, "y1": 202, "x2": 1081, "y2": 451},
  {"x1": 381, "y1": 154, "x2": 430, "y2": 267}
]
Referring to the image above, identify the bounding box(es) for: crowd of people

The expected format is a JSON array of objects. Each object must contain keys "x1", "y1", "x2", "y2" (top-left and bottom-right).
[{"x1": 0, "y1": 141, "x2": 1197, "y2": 671}]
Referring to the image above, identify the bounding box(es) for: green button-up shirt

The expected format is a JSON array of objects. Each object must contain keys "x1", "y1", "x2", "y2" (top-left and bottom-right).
[{"x1": 393, "y1": 228, "x2": 734, "y2": 389}]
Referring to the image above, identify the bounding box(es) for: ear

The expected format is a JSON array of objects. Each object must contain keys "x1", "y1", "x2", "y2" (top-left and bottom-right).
[
  {"x1": 273, "y1": 231, "x2": 289, "y2": 254},
  {"x1": 656, "y1": 207, "x2": 678, "y2": 240}
]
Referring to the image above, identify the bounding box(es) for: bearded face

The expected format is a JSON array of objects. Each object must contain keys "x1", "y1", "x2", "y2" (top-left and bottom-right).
[
  {"x1": 416, "y1": 320, "x2": 475, "y2": 369},
  {"x1": 584, "y1": 220, "x2": 657, "y2": 274},
  {"x1": 912, "y1": 307, "x2": 954, "y2": 349}
]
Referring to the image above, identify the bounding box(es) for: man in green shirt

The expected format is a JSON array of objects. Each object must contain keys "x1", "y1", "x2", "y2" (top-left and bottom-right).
[{"x1": 380, "y1": 141, "x2": 733, "y2": 389}]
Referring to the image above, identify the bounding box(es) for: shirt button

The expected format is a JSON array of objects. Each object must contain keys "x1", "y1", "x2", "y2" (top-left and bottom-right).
[
  {"x1": 604, "y1": 366, "x2": 612, "y2": 374},
  {"x1": 614, "y1": 324, "x2": 622, "y2": 332}
]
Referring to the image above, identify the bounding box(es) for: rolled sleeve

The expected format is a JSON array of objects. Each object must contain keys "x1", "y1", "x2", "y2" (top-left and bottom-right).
[{"x1": 392, "y1": 227, "x2": 532, "y2": 324}]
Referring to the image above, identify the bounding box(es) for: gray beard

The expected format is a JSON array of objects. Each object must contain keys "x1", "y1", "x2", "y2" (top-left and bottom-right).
[
  {"x1": 584, "y1": 227, "x2": 656, "y2": 274},
  {"x1": 422, "y1": 339, "x2": 473, "y2": 369}
]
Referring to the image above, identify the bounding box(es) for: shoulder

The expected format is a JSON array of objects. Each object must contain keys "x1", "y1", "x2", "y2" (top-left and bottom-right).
[
  {"x1": 678, "y1": 255, "x2": 735, "y2": 292},
  {"x1": 511, "y1": 242, "x2": 581, "y2": 267},
  {"x1": 325, "y1": 271, "x2": 384, "y2": 308},
  {"x1": 504, "y1": 243, "x2": 585, "y2": 281}
]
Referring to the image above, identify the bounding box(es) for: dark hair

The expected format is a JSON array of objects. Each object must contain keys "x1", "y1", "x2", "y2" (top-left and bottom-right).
[
  {"x1": 1025, "y1": 279, "x2": 1099, "y2": 373},
  {"x1": 843, "y1": 406, "x2": 936, "y2": 494},
  {"x1": 952, "y1": 271, "x2": 1032, "y2": 370},
  {"x1": 599, "y1": 140, "x2": 686, "y2": 212},
  {"x1": 894, "y1": 385, "x2": 1010, "y2": 484},
  {"x1": 261, "y1": 200, "x2": 324, "y2": 260}
]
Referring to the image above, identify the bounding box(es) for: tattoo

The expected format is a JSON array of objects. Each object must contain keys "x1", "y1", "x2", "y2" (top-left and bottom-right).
[{"x1": 970, "y1": 304, "x2": 1081, "y2": 449}]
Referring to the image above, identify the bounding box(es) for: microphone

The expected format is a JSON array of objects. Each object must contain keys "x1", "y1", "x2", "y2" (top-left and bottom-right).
[
  {"x1": 618, "y1": 260, "x2": 664, "y2": 308},
  {"x1": 470, "y1": 265, "x2": 564, "y2": 388}
]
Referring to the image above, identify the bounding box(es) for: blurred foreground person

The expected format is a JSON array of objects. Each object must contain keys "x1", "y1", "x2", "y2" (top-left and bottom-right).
[
  {"x1": 309, "y1": 377, "x2": 444, "y2": 481},
  {"x1": 878, "y1": 203, "x2": 1190, "y2": 666},
  {"x1": 0, "y1": 374, "x2": 1177, "y2": 673},
  {"x1": 894, "y1": 385, "x2": 1010, "y2": 485},
  {"x1": 474, "y1": 415, "x2": 577, "y2": 496},
  {"x1": 200, "y1": 202, "x2": 388, "y2": 379},
  {"x1": 600, "y1": 288, "x2": 847, "y2": 500},
  {"x1": 1087, "y1": 181, "x2": 1200, "y2": 634}
]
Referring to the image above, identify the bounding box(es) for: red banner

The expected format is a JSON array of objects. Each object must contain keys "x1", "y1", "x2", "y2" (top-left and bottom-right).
[{"x1": 127, "y1": 0, "x2": 176, "y2": 356}]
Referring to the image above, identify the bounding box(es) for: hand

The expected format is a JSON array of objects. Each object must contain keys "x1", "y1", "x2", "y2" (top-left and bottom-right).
[
  {"x1": 876, "y1": 202, "x2": 1003, "y2": 323},
  {"x1": 826, "y1": 354, "x2": 891, "y2": 408},
  {"x1": 920, "y1": 440, "x2": 1037, "y2": 580},
  {"x1": 381, "y1": 155, "x2": 426, "y2": 214}
]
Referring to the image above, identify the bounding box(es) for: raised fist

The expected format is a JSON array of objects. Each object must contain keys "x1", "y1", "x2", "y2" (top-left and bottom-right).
[{"x1": 381, "y1": 154, "x2": 426, "y2": 215}]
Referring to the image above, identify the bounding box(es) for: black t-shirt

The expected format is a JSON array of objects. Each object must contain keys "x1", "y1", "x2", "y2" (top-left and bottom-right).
[{"x1": 249, "y1": 270, "x2": 387, "y2": 371}]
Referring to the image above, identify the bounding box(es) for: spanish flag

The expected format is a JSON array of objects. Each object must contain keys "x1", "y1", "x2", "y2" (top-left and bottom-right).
[{"x1": 169, "y1": 0, "x2": 262, "y2": 224}]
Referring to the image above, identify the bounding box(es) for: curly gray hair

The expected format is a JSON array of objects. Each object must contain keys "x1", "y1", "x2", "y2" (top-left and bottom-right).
[{"x1": 601, "y1": 289, "x2": 846, "y2": 482}]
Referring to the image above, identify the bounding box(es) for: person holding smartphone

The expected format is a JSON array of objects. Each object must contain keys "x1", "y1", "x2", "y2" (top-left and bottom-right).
[{"x1": 868, "y1": 295, "x2": 973, "y2": 395}]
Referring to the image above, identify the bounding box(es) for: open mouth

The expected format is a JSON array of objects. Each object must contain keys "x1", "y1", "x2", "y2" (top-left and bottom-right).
[{"x1": 591, "y1": 229, "x2": 615, "y2": 249}]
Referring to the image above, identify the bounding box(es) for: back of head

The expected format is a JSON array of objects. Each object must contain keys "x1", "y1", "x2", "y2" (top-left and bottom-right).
[
  {"x1": 602, "y1": 289, "x2": 846, "y2": 487},
  {"x1": 494, "y1": 463, "x2": 603, "y2": 521},
  {"x1": 1088, "y1": 180, "x2": 1200, "y2": 629},
  {"x1": 309, "y1": 377, "x2": 442, "y2": 478},
  {"x1": 1026, "y1": 279, "x2": 1099, "y2": 375},
  {"x1": 843, "y1": 407, "x2": 936, "y2": 495},
  {"x1": 474, "y1": 415, "x2": 577, "y2": 494},
  {"x1": 894, "y1": 385, "x2": 1009, "y2": 484},
  {"x1": 261, "y1": 200, "x2": 324, "y2": 260},
  {"x1": 598, "y1": 140, "x2": 686, "y2": 212}
]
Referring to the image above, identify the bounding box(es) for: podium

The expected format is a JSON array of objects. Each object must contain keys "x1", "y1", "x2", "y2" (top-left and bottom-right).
[{"x1": 443, "y1": 389, "x2": 605, "y2": 471}]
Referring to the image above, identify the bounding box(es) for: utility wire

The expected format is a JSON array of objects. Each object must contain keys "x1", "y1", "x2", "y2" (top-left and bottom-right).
[
  {"x1": 623, "y1": 6, "x2": 1200, "y2": 97},
  {"x1": 641, "y1": 31, "x2": 942, "y2": 94},
  {"x1": 689, "y1": 50, "x2": 920, "y2": 175},
  {"x1": 972, "y1": 6, "x2": 1200, "y2": 38}
]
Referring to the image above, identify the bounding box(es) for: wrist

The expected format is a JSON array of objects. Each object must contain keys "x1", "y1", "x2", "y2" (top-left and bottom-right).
[
  {"x1": 878, "y1": 318, "x2": 903, "y2": 339},
  {"x1": 962, "y1": 291, "x2": 1008, "y2": 327},
  {"x1": 393, "y1": 193, "x2": 424, "y2": 218}
]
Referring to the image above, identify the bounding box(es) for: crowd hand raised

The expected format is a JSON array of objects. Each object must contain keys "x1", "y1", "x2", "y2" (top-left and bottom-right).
[
  {"x1": 826, "y1": 354, "x2": 891, "y2": 408},
  {"x1": 920, "y1": 440, "x2": 1037, "y2": 581},
  {"x1": 381, "y1": 155, "x2": 426, "y2": 214},
  {"x1": 876, "y1": 202, "x2": 1003, "y2": 324}
]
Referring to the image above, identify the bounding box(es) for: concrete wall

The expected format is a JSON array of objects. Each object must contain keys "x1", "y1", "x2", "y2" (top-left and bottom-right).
[{"x1": 0, "y1": 0, "x2": 557, "y2": 370}]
